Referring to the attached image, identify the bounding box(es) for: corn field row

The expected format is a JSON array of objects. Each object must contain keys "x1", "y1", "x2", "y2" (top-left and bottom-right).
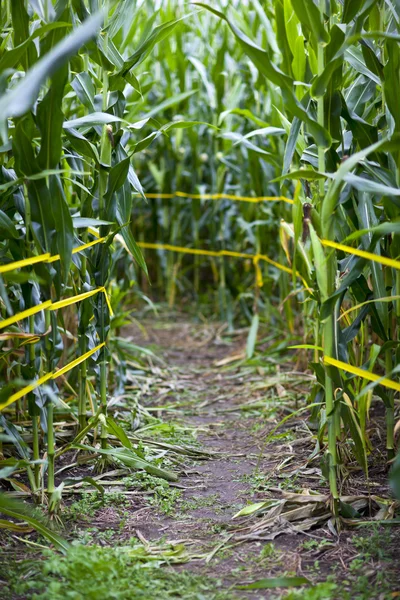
[{"x1": 0, "y1": 0, "x2": 400, "y2": 544}]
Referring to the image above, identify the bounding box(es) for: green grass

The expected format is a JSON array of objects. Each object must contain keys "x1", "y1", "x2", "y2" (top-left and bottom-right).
[
  {"x1": 123, "y1": 472, "x2": 182, "y2": 515},
  {"x1": 6, "y1": 543, "x2": 232, "y2": 600}
]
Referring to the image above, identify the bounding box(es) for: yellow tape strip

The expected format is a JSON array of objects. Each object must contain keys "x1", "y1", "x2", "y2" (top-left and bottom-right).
[
  {"x1": 0, "y1": 342, "x2": 105, "y2": 411},
  {"x1": 324, "y1": 356, "x2": 400, "y2": 393},
  {"x1": 87, "y1": 227, "x2": 100, "y2": 239},
  {"x1": 50, "y1": 287, "x2": 104, "y2": 311},
  {"x1": 0, "y1": 287, "x2": 113, "y2": 330},
  {"x1": 0, "y1": 253, "x2": 51, "y2": 275},
  {"x1": 321, "y1": 239, "x2": 400, "y2": 271},
  {"x1": 51, "y1": 286, "x2": 113, "y2": 316},
  {"x1": 137, "y1": 241, "x2": 298, "y2": 285},
  {"x1": 0, "y1": 300, "x2": 52, "y2": 330},
  {"x1": 54, "y1": 342, "x2": 105, "y2": 378},
  {"x1": 134, "y1": 191, "x2": 293, "y2": 205},
  {"x1": 1, "y1": 372, "x2": 54, "y2": 409},
  {"x1": 47, "y1": 236, "x2": 107, "y2": 263},
  {"x1": 0, "y1": 237, "x2": 106, "y2": 273}
]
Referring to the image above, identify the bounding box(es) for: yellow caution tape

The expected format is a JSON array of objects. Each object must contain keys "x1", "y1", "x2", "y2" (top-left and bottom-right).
[
  {"x1": 321, "y1": 239, "x2": 400, "y2": 271},
  {"x1": 324, "y1": 356, "x2": 400, "y2": 393},
  {"x1": 1, "y1": 372, "x2": 54, "y2": 409},
  {"x1": 0, "y1": 300, "x2": 53, "y2": 330},
  {"x1": 134, "y1": 191, "x2": 293, "y2": 205},
  {"x1": 0, "y1": 236, "x2": 106, "y2": 273},
  {"x1": 137, "y1": 241, "x2": 299, "y2": 286},
  {"x1": 47, "y1": 236, "x2": 107, "y2": 263},
  {"x1": 87, "y1": 227, "x2": 100, "y2": 238},
  {"x1": 253, "y1": 256, "x2": 263, "y2": 288},
  {"x1": 54, "y1": 342, "x2": 105, "y2": 378},
  {"x1": 49, "y1": 286, "x2": 113, "y2": 315},
  {"x1": 0, "y1": 342, "x2": 105, "y2": 411},
  {"x1": 0, "y1": 253, "x2": 51, "y2": 275},
  {"x1": 0, "y1": 287, "x2": 113, "y2": 331}
]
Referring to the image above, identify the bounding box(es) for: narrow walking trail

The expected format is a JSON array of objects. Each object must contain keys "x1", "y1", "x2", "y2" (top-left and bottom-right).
[
  {"x1": 121, "y1": 317, "x2": 399, "y2": 599},
  {"x1": 126, "y1": 318, "x2": 304, "y2": 594}
]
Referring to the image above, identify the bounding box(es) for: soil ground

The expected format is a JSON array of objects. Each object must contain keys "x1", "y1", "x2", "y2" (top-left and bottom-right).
[
  {"x1": 118, "y1": 317, "x2": 400, "y2": 599},
  {"x1": 1, "y1": 315, "x2": 399, "y2": 599}
]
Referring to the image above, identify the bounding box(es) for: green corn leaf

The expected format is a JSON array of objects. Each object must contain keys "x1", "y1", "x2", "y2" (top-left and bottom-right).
[
  {"x1": 37, "y1": 71, "x2": 68, "y2": 170},
  {"x1": 232, "y1": 500, "x2": 278, "y2": 518},
  {"x1": 237, "y1": 576, "x2": 310, "y2": 590},
  {"x1": 72, "y1": 217, "x2": 113, "y2": 228},
  {"x1": 118, "y1": 224, "x2": 148, "y2": 275},
  {"x1": 345, "y1": 46, "x2": 380, "y2": 84},
  {"x1": 0, "y1": 209, "x2": 18, "y2": 238},
  {"x1": 344, "y1": 174, "x2": 400, "y2": 196},
  {"x1": 50, "y1": 175, "x2": 74, "y2": 279},
  {"x1": 105, "y1": 158, "x2": 131, "y2": 204},
  {"x1": 11, "y1": 0, "x2": 37, "y2": 70},
  {"x1": 291, "y1": 0, "x2": 330, "y2": 47},
  {"x1": 321, "y1": 135, "x2": 400, "y2": 237},
  {"x1": 384, "y1": 39, "x2": 400, "y2": 133},
  {"x1": 0, "y1": 11, "x2": 103, "y2": 119},
  {"x1": 390, "y1": 453, "x2": 400, "y2": 499},
  {"x1": 275, "y1": 0, "x2": 294, "y2": 75},
  {"x1": 73, "y1": 444, "x2": 178, "y2": 481},
  {"x1": 273, "y1": 169, "x2": 326, "y2": 182},
  {"x1": 342, "y1": 0, "x2": 378, "y2": 23},
  {"x1": 282, "y1": 116, "x2": 303, "y2": 174},
  {"x1": 106, "y1": 416, "x2": 133, "y2": 449},
  {"x1": 0, "y1": 493, "x2": 69, "y2": 553},
  {"x1": 139, "y1": 90, "x2": 198, "y2": 120},
  {"x1": 309, "y1": 223, "x2": 328, "y2": 300},
  {"x1": 121, "y1": 15, "x2": 191, "y2": 75},
  {"x1": 63, "y1": 112, "x2": 126, "y2": 129},
  {"x1": 195, "y1": 3, "x2": 331, "y2": 148},
  {"x1": 65, "y1": 128, "x2": 100, "y2": 162},
  {"x1": 0, "y1": 22, "x2": 72, "y2": 74},
  {"x1": 341, "y1": 393, "x2": 368, "y2": 473},
  {"x1": 63, "y1": 476, "x2": 105, "y2": 495},
  {"x1": 246, "y1": 313, "x2": 259, "y2": 359},
  {"x1": 283, "y1": 0, "x2": 300, "y2": 56},
  {"x1": 71, "y1": 72, "x2": 96, "y2": 111}
]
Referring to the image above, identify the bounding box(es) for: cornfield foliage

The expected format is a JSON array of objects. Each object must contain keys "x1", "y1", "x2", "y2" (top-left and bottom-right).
[{"x1": 0, "y1": 0, "x2": 400, "y2": 536}]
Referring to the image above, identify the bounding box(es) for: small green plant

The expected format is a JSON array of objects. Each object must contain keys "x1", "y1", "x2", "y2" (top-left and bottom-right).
[
  {"x1": 302, "y1": 538, "x2": 334, "y2": 552},
  {"x1": 351, "y1": 527, "x2": 391, "y2": 561},
  {"x1": 239, "y1": 470, "x2": 269, "y2": 492},
  {"x1": 123, "y1": 472, "x2": 181, "y2": 515},
  {"x1": 6, "y1": 543, "x2": 231, "y2": 600},
  {"x1": 179, "y1": 493, "x2": 220, "y2": 512},
  {"x1": 259, "y1": 542, "x2": 278, "y2": 560},
  {"x1": 65, "y1": 492, "x2": 130, "y2": 522},
  {"x1": 280, "y1": 581, "x2": 339, "y2": 600}
]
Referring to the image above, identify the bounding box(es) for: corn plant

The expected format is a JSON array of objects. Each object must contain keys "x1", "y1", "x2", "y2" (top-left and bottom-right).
[
  {"x1": 0, "y1": 0, "x2": 199, "y2": 511},
  {"x1": 191, "y1": 0, "x2": 400, "y2": 508}
]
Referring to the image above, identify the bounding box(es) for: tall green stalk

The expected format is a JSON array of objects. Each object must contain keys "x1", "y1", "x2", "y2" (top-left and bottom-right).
[
  {"x1": 78, "y1": 237, "x2": 88, "y2": 431},
  {"x1": 317, "y1": 0, "x2": 339, "y2": 503},
  {"x1": 98, "y1": 56, "x2": 111, "y2": 452}
]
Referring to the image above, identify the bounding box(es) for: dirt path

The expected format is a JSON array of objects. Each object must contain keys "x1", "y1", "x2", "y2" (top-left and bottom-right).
[
  {"x1": 122, "y1": 319, "x2": 399, "y2": 599},
  {"x1": 126, "y1": 319, "x2": 300, "y2": 596}
]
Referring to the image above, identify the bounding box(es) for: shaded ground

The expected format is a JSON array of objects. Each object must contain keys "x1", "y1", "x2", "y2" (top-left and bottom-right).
[
  {"x1": 117, "y1": 318, "x2": 400, "y2": 598},
  {"x1": 1, "y1": 316, "x2": 399, "y2": 599}
]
